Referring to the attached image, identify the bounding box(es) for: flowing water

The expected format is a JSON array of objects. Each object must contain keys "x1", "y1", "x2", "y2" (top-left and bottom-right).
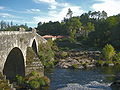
[{"x1": 45, "y1": 65, "x2": 120, "y2": 90}]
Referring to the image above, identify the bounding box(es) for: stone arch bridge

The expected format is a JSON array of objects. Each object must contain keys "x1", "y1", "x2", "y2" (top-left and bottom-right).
[{"x1": 0, "y1": 29, "x2": 46, "y2": 80}]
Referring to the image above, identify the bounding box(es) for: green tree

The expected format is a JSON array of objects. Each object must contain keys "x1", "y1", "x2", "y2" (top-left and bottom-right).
[
  {"x1": 37, "y1": 21, "x2": 66, "y2": 35},
  {"x1": 83, "y1": 22, "x2": 95, "y2": 37},
  {"x1": 88, "y1": 18, "x2": 109, "y2": 47},
  {"x1": 80, "y1": 13, "x2": 90, "y2": 25},
  {"x1": 66, "y1": 17, "x2": 82, "y2": 42},
  {"x1": 4, "y1": 25, "x2": 29, "y2": 31},
  {"x1": 69, "y1": 29, "x2": 77, "y2": 42},
  {"x1": 0, "y1": 20, "x2": 29, "y2": 31},
  {"x1": 66, "y1": 8, "x2": 73, "y2": 18},
  {"x1": 102, "y1": 44, "x2": 116, "y2": 61},
  {"x1": 0, "y1": 20, "x2": 7, "y2": 30},
  {"x1": 114, "y1": 52, "x2": 120, "y2": 62},
  {"x1": 87, "y1": 22, "x2": 95, "y2": 32},
  {"x1": 101, "y1": 11, "x2": 107, "y2": 19}
]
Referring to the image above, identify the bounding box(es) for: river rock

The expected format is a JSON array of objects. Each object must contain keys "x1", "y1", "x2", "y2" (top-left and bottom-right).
[
  {"x1": 57, "y1": 50, "x2": 96, "y2": 69},
  {"x1": 110, "y1": 80, "x2": 120, "y2": 90},
  {"x1": 61, "y1": 62, "x2": 71, "y2": 68},
  {"x1": 85, "y1": 64, "x2": 95, "y2": 68},
  {"x1": 58, "y1": 58, "x2": 80, "y2": 69},
  {"x1": 78, "y1": 65, "x2": 84, "y2": 69},
  {"x1": 57, "y1": 57, "x2": 95, "y2": 69}
]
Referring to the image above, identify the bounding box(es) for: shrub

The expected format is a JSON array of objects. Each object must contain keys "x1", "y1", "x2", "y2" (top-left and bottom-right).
[
  {"x1": 104, "y1": 60, "x2": 113, "y2": 66},
  {"x1": 41, "y1": 76, "x2": 50, "y2": 86},
  {"x1": 38, "y1": 78, "x2": 46, "y2": 86},
  {"x1": 0, "y1": 72, "x2": 11, "y2": 89},
  {"x1": 44, "y1": 61, "x2": 54, "y2": 68},
  {"x1": 29, "y1": 71, "x2": 42, "y2": 78},
  {"x1": 102, "y1": 44, "x2": 116, "y2": 61},
  {"x1": 60, "y1": 51, "x2": 68, "y2": 58},
  {"x1": 96, "y1": 60, "x2": 105, "y2": 66},
  {"x1": 0, "y1": 83, "x2": 11, "y2": 89},
  {"x1": 114, "y1": 52, "x2": 120, "y2": 61},
  {"x1": 30, "y1": 71, "x2": 37, "y2": 76},
  {"x1": 17, "y1": 71, "x2": 50, "y2": 89},
  {"x1": 72, "y1": 64, "x2": 79, "y2": 69},
  {"x1": 27, "y1": 72, "x2": 50, "y2": 88},
  {"x1": 113, "y1": 61, "x2": 120, "y2": 65},
  {"x1": 16, "y1": 75, "x2": 25, "y2": 85},
  {"x1": 29, "y1": 80, "x2": 40, "y2": 89}
]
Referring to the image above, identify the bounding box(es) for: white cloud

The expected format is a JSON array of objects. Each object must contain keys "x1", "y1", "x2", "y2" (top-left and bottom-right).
[
  {"x1": 33, "y1": 0, "x2": 58, "y2": 11},
  {"x1": 33, "y1": 0, "x2": 56, "y2": 4},
  {"x1": 7, "y1": 8, "x2": 41, "y2": 14},
  {"x1": 33, "y1": 4, "x2": 84, "y2": 23},
  {"x1": 0, "y1": 6, "x2": 5, "y2": 10},
  {"x1": 92, "y1": 0, "x2": 120, "y2": 16},
  {"x1": 31, "y1": 0, "x2": 85, "y2": 26},
  {"x1": 71, "y1": 6, "x2": 84, "y2": 16},
  {"x1": 0, "y1": 13, "x2": 14, "y2": 18},
  {"x1": 26, "y1": 9, "x2": 40, "y2": 13},
  {"x1": 49, "y1": 5, "x2": 57, "y2": 10},
  {"x1": 33, "y1": 16, "x2": 52, "y2": 22}
]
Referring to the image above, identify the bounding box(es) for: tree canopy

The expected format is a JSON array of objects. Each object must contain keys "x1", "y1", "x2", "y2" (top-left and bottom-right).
[
  {"x1": 1, "y1": 9, "x2": 120, "y2": 50},
  {"x1": 0, "y1": 21, "x2": 29, "y2": 31}
]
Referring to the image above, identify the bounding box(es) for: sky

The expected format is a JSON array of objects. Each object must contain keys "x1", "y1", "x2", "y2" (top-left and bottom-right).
[{"x1": 0, "y1": 0, "x2": 120, "y2": 27}]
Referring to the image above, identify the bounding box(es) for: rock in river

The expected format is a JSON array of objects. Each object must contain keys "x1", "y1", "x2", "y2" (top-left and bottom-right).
[{"x1": 110, "y1": 80, "x2": 120, "y2": 90}]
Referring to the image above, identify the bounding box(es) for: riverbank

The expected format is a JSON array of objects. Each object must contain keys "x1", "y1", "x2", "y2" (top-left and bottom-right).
[{"x1": 56, "y1": 49, "x2": 101, "y2": 69}]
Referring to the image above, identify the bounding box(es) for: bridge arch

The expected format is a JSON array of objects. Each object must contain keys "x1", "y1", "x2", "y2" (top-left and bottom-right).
[
  {"x1": 3, "y1": 47, "x2": 25, "y2": 81},
  {"x1": 32, "y1": 39, "x2": 38, "y2": 54}
]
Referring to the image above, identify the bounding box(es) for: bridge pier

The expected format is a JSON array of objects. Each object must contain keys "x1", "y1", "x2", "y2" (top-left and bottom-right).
[{"x1": 25, "y1": 47, "x2": 44, "y2": 76}]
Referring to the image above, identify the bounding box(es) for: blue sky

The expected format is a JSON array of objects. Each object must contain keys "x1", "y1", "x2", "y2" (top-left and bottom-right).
[{"x1": 0, "y1": 0, "x2": 120, "y2": 27}]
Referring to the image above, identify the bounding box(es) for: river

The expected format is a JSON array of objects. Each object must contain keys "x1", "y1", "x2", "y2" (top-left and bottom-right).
[{"x1": 45, "y1": 65, "x2": 120, "y2": 90}]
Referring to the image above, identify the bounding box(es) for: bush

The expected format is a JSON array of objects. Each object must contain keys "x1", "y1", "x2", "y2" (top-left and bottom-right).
[
  {"x1": 16, "y1": 75, "x2": 25, "y2": 85},
  {"x1": 72, "y1": 64, "x2": 79, "y2": 69},
  {"x1": 105, "y1": 60, "x2": 113, "y2": 64},
  {"x1": 16, "y1": 71, "x2": 50, "y2": 89},
  {"x1": 114, "y1": 52, "x2": 120, "y2": 61},
  {"x1": 113, "y1": 61, "x2": 120, "y2": 65},
  {"x1": 102, "y1": 44, "x2": 116, "y2": 61},
  {"x1": 96, "y1": 60, "x2": 105, "y2": 66},
  {"x1": 28, "y1": 74, "x2": 50, "y2": 88},
  {"x1": 38, "y1": 78, "x2": 46, "y2": 86},
  {"x1": 0, "y1": 72, "x2": 11, "y2": 89},
  {"x1": 30, "y1": 71, "x2": 41, "y2": 77},
  {"x1": 44, "y1": 60, "x2": 54, "y2": 68},
  {"x1": 60, "y1": 51, "x2": 68, "y2": 58},
  {"x1": 0, "y1": 83, "x2": 11, "y2": 89},
  {"x1": 104, "y1": 60, "x2": 113, "y2": 66},
  {"x1": 29, "y1": 80, "x2": 40, "y2": 89},
  {"x1": 41, "y1": 76, "x2": 50, "y2": 86}
]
